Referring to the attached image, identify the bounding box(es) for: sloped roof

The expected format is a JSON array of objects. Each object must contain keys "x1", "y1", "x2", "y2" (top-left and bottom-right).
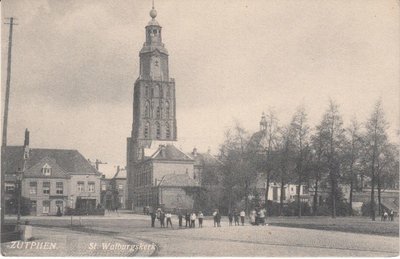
[
  {"x1": 159, "y1": 173, "x2": 199, "y2": 187},
  {"x1": 2, "y1": 146, "x2": 99, "y2": 176},
  {"x1": 188, "y1": 152, "x2": 222, "y2": 167},
  {"x1": 151, "y1": 144, "x2": 193, "y2": 161},
  {"x1": 24, "y1": 156, "x2": 69, "y2": 179}
]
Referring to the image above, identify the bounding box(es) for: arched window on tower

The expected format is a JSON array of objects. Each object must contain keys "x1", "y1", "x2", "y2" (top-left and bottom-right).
[
  {"x1": 156, "y1": 106, "x2": 161, "y2": 119},
  {"x1": 156, "y1": 122, "x2": 161, "y2": 139},
  {"x1": 145, "y1": 86, "x2": 149, "y2": 97},
  {"x1": 166, "y1": 123, "x2": 170, "y2": 139},
  {"x1": 153, "y1": 85, "x2": 159, "y2": 97},
  {"x1": 144, "y1": 121, "x2": 150, "y2": 138},
  {"x1": 145, "y1": 100, "x2": 150, "y2": 118},
  {"x1": 165, "y1": 101, "x2": 170, "y2": 118}
]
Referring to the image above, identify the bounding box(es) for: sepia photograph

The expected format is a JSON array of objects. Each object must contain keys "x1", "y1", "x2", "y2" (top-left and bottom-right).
[{"x1": 1, "y1": 0, "x2": 399, "y2": 257}]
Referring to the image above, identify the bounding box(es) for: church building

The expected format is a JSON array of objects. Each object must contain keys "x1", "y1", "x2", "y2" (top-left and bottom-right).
[{"x1": 126, "y1": 5, "x2": 199, "y2": 211}]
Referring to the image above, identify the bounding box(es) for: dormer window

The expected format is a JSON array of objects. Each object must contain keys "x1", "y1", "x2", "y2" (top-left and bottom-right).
[{"x1": 41, "y1": 164, "x2": 52, "y2": 176}]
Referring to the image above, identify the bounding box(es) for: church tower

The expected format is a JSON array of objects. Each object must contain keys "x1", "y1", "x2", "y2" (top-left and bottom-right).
[
  {"x1": 128, "y1": 5, "x2": 177, "y2": 160},
  {"x1": 126, "y1": 4, "x2": 178, "y2": 207}
]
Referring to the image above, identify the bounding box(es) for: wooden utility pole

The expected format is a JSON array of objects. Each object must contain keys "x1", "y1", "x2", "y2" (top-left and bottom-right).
[
  {"x1": 2, "y1": 17, "x2": 17, "y2": 147},
  {"x1": 1, "y1": 17, "x2": 17, "y2": 227}
]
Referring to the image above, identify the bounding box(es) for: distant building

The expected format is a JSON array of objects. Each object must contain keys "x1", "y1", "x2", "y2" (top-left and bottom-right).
[{"x1": 3, "y1": 129, "x2": 102, "y2": 216}]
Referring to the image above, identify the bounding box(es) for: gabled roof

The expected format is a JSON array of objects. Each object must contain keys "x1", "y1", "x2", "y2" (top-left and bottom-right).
[
  {"x1": 158, "y1": 173, "x2": 199, "y2": 187},
  {"x1": 151, "y1": 144, "x2": 193, "y2": 161},
  {"x1": 24, "y1": 156, "x2": 69, "y2": 179},
  {"x1": 2, "y1": 146, "x2": 99, "y2": 176}
]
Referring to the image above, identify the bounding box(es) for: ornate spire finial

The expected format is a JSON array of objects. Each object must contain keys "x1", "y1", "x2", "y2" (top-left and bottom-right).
[{"x1": 150, "y1": 0, "x2": 157, "y2": 19}]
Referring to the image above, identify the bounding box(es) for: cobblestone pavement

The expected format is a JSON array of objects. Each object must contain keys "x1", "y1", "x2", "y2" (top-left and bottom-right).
[{"x1": 2, "y1": 213, "x2": 399, "y2": 257}]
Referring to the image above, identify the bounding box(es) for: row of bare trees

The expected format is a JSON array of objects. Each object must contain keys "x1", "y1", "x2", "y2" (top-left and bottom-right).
[{"x1": 218, "y1": 99, "x2": 398, "y2": 220}]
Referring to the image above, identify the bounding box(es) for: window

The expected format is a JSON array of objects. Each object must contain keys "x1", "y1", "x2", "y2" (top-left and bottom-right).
[
  {"x1": 159, "y1": 86, "x2": 163, "y2": 97},
  {"x1": 118, "y1": 184, "x2": 123, "y2": 190},
  {"x1": 296, "y1": 186, "x2": 300, "y2": 195},
  {"x1": 167, "y1": 87, "x2": 170, "y2": 97},
  {"x1": 145, "y1": 100, "x2": 150, "y2": 118},
  {"x1": 145, "y1": 86, "x2": 149, "y2": 97},
  {"x1": 77, "y1": 181, "x2": 84, "y2": 192},
  {"x1": 5, "y1": 183, "x2": 15, "y2": 193},
  {"x1": 88, "y1": 182, "x2": 95, "y2": 192},
  {"x1": 41, "y1": 164, "x2": 52, "y2": 176},
  {"x1": 42, "y1": 200, "x2": 50, "y2": 214},
  {"x1": 156, "y1": 122, "x2": 161, "y2": 139},
  {"x1": 165, "y1": 101, "x2": 170, "y2": 118},
  {"x1": 56, "y1": 182, "x2": 63, "y2": 195},
  {"x1": 166, "y1": 123, "x2": 170, "y2": 139},
  {"x1": 29, "y1": 182, "x2": 37, "y2": 195},
  {"x1": 156, "y1": 106, "x2": 161, "y2": 119},
  {"x1": 101, "y1": 184, "x2": 107, "y2": 191},
  {"x1": 43, "y1": 182, "x2": 50, "y2": 194},
  {"x1": 273, "y1": 187, "x2": 278, "y2": 201},
  {"x1": 144, "y1": 121, "x2": 150, "y2": 138}
]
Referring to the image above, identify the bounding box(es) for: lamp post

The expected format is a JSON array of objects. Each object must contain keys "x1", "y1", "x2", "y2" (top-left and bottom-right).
[{"x1": 15, "y1": 168, "x2": 23, "y2": 227}]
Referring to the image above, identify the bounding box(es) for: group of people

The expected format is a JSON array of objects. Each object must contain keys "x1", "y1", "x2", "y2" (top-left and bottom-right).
[
  {"x1": 226, "y1": 209, "x2": 246, "y2": 226},
  {"x1": 150, "y1": 208, "x2": 253, "y2": 229},
  {"x1": 381, "y1": 209, "x2": 395, "y2": 221}
]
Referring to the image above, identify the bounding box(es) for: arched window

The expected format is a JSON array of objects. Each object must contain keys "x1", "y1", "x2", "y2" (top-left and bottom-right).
[
  {"x1": 144, "y1": 121, "x2": 150, "y2": 138},
  {"x1": 156, "y1": 122, "x2": 161, "y2": 139},
  {"x1": 159, "y1": 86, "x2": 163, "y2": 98},
  {"x1": 145, "y1": 100, "x2": 150, "y2": 118},
  {"x1": 156, "y1": 106, "x2": 161, "y2": 119},
  {"x1": 151, "y1": 87, "x2": 154, "y2": 97},
  {"x1": 153, "y1": 85, "x2": 159, "y2": 97},
  {"x1": 165, "y1": 101, "x2": 170, "y2": 118},
  {"x1": 166, "y1": 123, "x2": 170, "y2": 139},
  {"x1": 145, "y1": 86, "x2": 149, "y2": 97}
]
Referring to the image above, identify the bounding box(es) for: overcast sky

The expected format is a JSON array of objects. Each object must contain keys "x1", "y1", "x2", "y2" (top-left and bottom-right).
[{"x1": 2, "y1": 0, "x2": 399, "y2": 170}]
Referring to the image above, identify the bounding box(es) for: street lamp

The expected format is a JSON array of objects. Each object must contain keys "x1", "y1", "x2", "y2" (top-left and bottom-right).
[{"x1": 15, "y1": 168, "x2": 24, "y2": 227}]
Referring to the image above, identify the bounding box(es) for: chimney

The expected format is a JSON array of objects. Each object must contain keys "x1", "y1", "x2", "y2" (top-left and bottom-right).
[
  {"x1": 24, "y1": 128, "x2": 29, "y2": 147},
  {"x1": 192, "y1": 147, "x2": 198, "y2": 157}
]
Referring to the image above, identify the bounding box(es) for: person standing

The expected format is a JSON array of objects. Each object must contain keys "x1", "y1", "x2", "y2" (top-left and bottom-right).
[
  {"x1": 166, "y1": 212, "x2": 173, "y2": 228},
  {"x1": 190, "y1": 212, "x2": 197, "y2": 228},
  {"x1": 390, "y1": 210, "x2": 394, "y2": 221},
  {"x1": 178, "y1": 211, "x2": 183, "y2": 227},
  {"x1": 160, "y1": 210, "x2": 165, "y2": 228},
  {"x1": 198, "y1": 211, "x2": 204, "y2": 228},
  {"x1": 185, "y1": 212, "x2": 191, "y2": 228},
  {"x1": 250, "y1": 209, "x2": 256, "y2": 225},
  {"x1": 150, "y1": 210, "x2": 156, "y2": 227},
  {"x1": 234, "y1": 210, "x2": 240, "y2": 226},
  {"x1": 213, "y1": 209, "x2": 218, "y2": 227},
  {"x1": 240, "y1": 209, "x2": 246, "y2": 226},
  {"x1": 259, "y1": 208, "x2": 266, "y2": 226},
  {"x1": 228, "y1": 211, "x2": 233, "y2": 226},
  {"x1": 216, "y1": 209, "x2": 221, "y2": 227}
]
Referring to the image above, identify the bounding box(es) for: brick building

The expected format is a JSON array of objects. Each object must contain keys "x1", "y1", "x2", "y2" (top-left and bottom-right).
[{"x1": 3, "y1": 130, "x2": 101, "y2": 216}]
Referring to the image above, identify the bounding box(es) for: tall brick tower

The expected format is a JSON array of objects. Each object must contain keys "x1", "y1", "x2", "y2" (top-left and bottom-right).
[{"x1": 126, "y1": 4, "x2": 178, "y2": 207}]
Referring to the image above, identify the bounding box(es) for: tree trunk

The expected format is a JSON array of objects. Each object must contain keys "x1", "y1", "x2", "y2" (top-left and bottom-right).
[
  {"x1": 265, "y1": 175, "x2": 270, "y2": 217},
  {"x1": 313, "y1": 178, "x2": 318, "y2": 216},
  {"x1": 377, "y1": 175, "x2": 381, "y2": 216},
  {"x1": 370, "y1": 174, "x2": 375, "y2": 221},
  {"x1": 280, "y1": 177, "x2": 285, "y2": 216},
  {"x1": 331, "y1": 176, "x2": 336, "y2": 218},
  {"x1": 297, "y1": 180, "x2": 302, "y2": 218},
  {"x1": 349, "y1": 177, "x2": 353, "y2": 216}
]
